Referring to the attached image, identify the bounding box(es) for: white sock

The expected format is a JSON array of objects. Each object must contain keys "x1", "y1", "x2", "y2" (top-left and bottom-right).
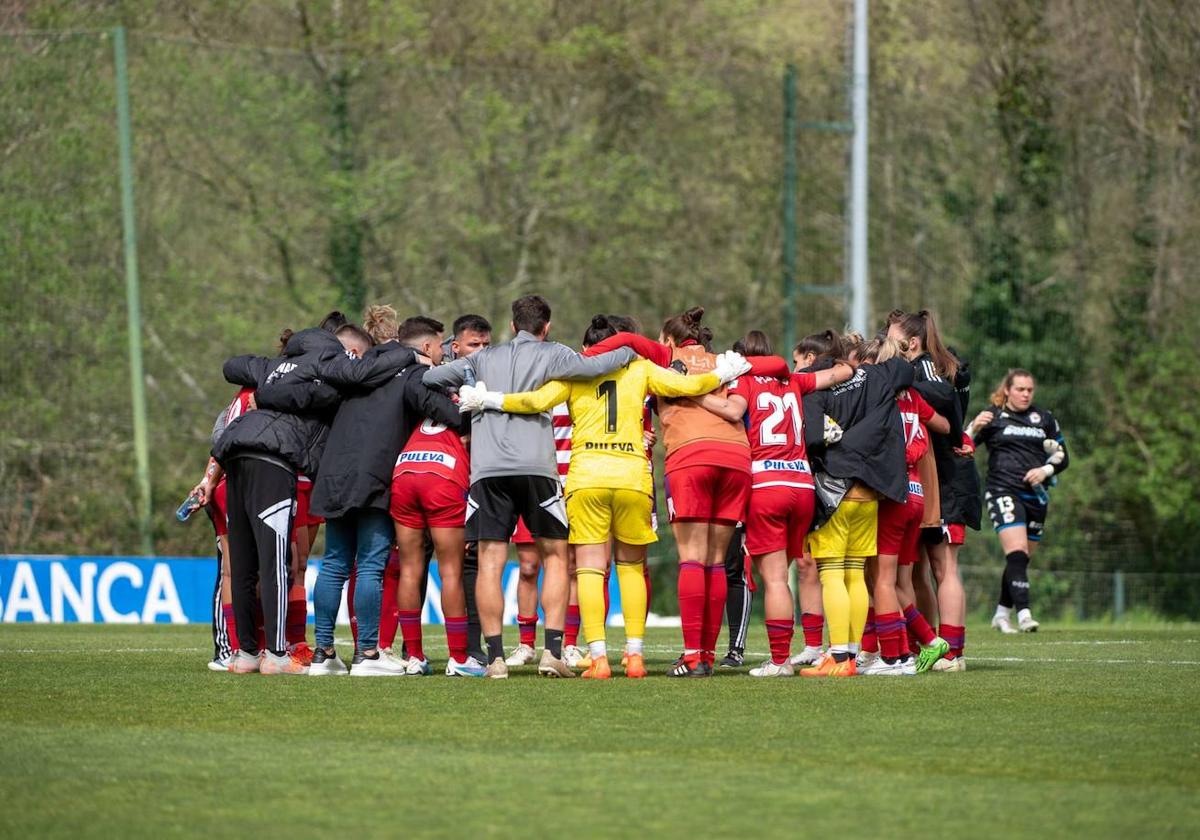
[
  {"x1": 1017, "y1": 608, "x2": 1033, "y2": 623},
  {"x1": 847, "y1": 642, "x2": 861, "y2": 655},
  {"x1": 626, "y1": 637, "x2": 644, "y2": 655},
  {"x1": 996, "y1": 605, "x2": 1013, "y2": 619},
  {"x1": 588, "y1": 640, "x2": 607, "y2": 659}
]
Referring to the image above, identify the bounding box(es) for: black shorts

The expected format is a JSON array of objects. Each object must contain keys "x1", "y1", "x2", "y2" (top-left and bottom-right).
[
  {"x1": 466, "y1": 475, "x2": 568, "y2": 542},
  {"x1": 985, "y1": 490, "x2": 1047, "y2": 541}
]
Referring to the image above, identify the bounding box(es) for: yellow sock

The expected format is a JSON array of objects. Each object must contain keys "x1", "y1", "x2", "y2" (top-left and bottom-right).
[
  {"x1": 575, "y1": 567, "x2": 608, "y2": 648},
  {"x1": 844, "y1": 559, "x2": 869, "y2": 645},
  {"x1": 817, "y1": 560, "x2": 850, "y2": 646},
  {"x1": 615, "y1": 561, "x2": 647, "y2": 645}
]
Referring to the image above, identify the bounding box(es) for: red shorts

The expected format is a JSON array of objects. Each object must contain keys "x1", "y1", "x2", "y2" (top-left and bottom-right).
[
  {"x1": 743, "y1": 485, "x2": 814, "y2": 559},
  {"x1": 207, "y1": 479, "x2": 229, "y2": 538},
  {"x1": 390, "y1": 472, "x2": 467, "y2": 529},
  {"x1": 877, "y1": 492, "x2": 924, "y2": 565},
  {"x1": 945, "y1": 523, "x2": 966, "y2": 546},
  {"x1": 511, "y1": 516, "x2": 535, "y2": 545},
  {"x1": 295, "y1": 479, "x2": 324, "y2": 529},
  {"x1": 666, "y1": 466, "x2": 751, "y2": 524}
]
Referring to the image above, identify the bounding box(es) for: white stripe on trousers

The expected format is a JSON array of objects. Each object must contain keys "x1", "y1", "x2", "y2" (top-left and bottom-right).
[
  {"x1": 211, "y1": 537, "x2": 233, "y2": 660},
  {"x1": 275, "y1": 530, "x2": 288, "y2": 652}
]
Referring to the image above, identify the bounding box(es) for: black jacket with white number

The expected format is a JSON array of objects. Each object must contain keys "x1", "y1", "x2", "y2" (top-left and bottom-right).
[
  {"x1": 974, "y1": 403, "x2": 1069, "y2": 496},
  {"x1": 309, "y1": 343, "x2": 469, "y2": 519},
  {"x1": 212, "y1": 329, "x2": 344, "y2": 477},
  {"x1": 805, "y1": 357, "x2": 913, "y2": 503}
]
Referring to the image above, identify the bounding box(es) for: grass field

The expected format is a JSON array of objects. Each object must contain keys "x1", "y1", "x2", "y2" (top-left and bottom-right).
[{"x1": 2, "y1": 623, "x2": 1197, "y2": 839}]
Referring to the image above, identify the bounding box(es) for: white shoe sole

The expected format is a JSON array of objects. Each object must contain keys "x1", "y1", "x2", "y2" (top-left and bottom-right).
[
  {"x1": 308, "y1": 664, "x2": 349, "y2": 676},
  {"x1": 350, "y1": 664, "x2": 406, "y2": 677},
  {"x1": 207, "y1": 660, "x2": 230, "y2": 672}
]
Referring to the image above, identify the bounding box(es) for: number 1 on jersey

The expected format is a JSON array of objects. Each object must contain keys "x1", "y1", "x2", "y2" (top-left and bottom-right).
[{"x1": 597, "y1": 380, "x2": 618, "y2": 433}]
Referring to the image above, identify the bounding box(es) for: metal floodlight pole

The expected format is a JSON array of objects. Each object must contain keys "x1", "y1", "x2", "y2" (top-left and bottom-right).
[
  {"x1": 782, "y1": 64, "x2": 798, "y2": 359},
  {"x1": 848, "y1": 0, "x2": 870, "y2": 334},
  {"x1": 113, "y1": 25, "x2": 154, "y2": 555}
]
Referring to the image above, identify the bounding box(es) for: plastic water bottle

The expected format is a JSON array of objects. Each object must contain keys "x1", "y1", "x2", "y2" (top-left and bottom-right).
[{"x1": 176, "y1": 492, "x2": 202, "y2": 522}]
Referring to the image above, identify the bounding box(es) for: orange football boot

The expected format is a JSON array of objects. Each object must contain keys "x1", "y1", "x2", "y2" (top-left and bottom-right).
[
  {"x1": 800, "y1": 652, "x2": 839, "y2": 677},
  {"x1": 581, "y1": 655, "x2": 612, "y2": 680},
  {"x1": 624, "y1": 653, "x2": 647, "y2": 679}
]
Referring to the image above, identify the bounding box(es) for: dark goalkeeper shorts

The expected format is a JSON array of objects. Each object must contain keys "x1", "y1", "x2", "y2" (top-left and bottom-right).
[
  {"x1": 466, "y1": 475, "x2": 569, "y2": 543},
  {"x1": 986, "y1": 490, "x2": 1047, "y2": 542}
]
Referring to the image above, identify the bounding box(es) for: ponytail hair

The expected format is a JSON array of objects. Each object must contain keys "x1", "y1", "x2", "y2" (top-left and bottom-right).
[
  {"x1": 661, "y1": 306, "x2": 707, "y2": 346},
  {"x1": 990, "y1": 368, "x2": 1035, "y2": 408},
  {"x1": 897, "y1": 310, "x2": 958, "y2": 380},
  {"x1": 582, "y1": 314, "x2": 618, "y2": 348},
  {"x1": 795, "y1": 329, "x2": 843, "y2": 361},
  {"x1": 362, "y1": 304, "x2": 399, "y2": 344}
]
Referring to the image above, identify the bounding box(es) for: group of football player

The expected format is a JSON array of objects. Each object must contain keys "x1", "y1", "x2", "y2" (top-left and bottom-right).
[{"x1": 189, "y1": 295, "x2": 1067, "y2": 678}]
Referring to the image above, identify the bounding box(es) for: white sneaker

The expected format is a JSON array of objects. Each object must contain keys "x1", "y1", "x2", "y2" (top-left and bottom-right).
[
  {"x1": 446, "y1": 656, "x2": 487, "y2": 677},
  {"x1": 208, "y1": 654, "x2": 234, "y2": 672},
  {"x1": 991, "y1": 614, "x2": 1018, "y2": 635},
  {"x1": 860, "y1": 655, "x2": 916, "y2": 676},
  {"x1": 350, "y1": 650, "x2": 407, "y2": 677},
  {"x1": 504, "y1": 643, "x2": 537, "y2": 667},
  {"x1": 485, "y1": 657, "x2": 509, "y2": 679},
  {"x1": 789, "y1": 646, "x2": 825, "y2": 666},
  {"x1": 308, "y1": 647, "x2": 349, "y2": 676},
  {"x1": 930, "y1": 655, "x2": 967, "y2": 672},
  {"x1": 1017, "y1": 610, "x2": 1040, "y2": 633},
  {"x1": 749, "y1": 659, "x2": 794, "y2": 677},
  {"x1": 562, "y1": 645, "x2": 587, "y2": 668},
  {"x1": 855, "y1": 650, "x2": 880, "y2": 670},
  {"x1": 405, "y1": 656, "x2": 432, "y2": 676}
]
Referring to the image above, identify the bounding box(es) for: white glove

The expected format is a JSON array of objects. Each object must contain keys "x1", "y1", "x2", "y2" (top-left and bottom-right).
[
  {"x1": 458, "y1": 381, "x2": 504, "y2": 413},
  {"x1": 823, "y1": 415, "x2": 844, "y2": 444},
  {"x1": 712, "y1": 350, "x2": 751, "y2": 384},
  {"x1": 1043, "y1": 438, "x2": 1065, "y2": 466}
]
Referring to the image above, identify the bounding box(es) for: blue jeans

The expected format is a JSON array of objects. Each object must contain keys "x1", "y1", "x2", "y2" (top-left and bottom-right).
[{"x1": 314, "y1": 509, "x2": 394, "y2": 651}]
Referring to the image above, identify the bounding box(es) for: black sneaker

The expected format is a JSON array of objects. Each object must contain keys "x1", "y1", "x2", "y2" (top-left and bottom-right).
[
  {"x1": 667, "y1": 656, "x2": 712, "y2": 678},
  {"x1": 719, "y1": 649, "x2": 745, "y2": 668}
]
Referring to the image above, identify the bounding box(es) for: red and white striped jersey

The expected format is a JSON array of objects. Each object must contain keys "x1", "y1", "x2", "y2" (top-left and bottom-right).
[{"x1": 552, "y1": 402, "x2": 571, "y2": 486}]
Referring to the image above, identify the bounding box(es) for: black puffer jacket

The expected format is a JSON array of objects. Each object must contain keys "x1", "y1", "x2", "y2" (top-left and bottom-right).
[
  {"x1": 212, "y1": 329, "x2": 343, "y2": 476},
  {"x1": 309, "y1": 343, "x2": 468, "y2": 519},
  {"x1": 910, "y1": 351, "x2": 981, "y2": 529}
]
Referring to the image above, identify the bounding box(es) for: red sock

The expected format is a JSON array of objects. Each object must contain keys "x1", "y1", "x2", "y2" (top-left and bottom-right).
[
  {"x1": 701, "y1": 564, "x2": 727, "y2": 654},
  {"x1": 940, "y1": 623, "x2": 965, "y2": 658},
  {"x1": 876, "y1": 611, "x2": 906, "y2": 659},
  {"x1": 765, "y1": 618, "x2": 794, "y2": 665},
  {"x1": 677, "y1": 561, "x2": 706, "y2": 651},
  {"x1": 903, "y1": 605, "x2": 937, "y2": 646},
  {"x1": 285, "y1": 584, "x2": 307, "y2": 646},
  {"x1": 861, "y1": 607, "x2": 879, "y2": 653},
  {"x1": 445, "y1": 615, "x2": 468, "y2": 663},
  {"x1": 379, "y1": 558, "x2": 400, "y2": 650},
  {"x1": 643, "y1": 564, "x2": 653, "y2": 621},
  {"x1": 222, "y1": 604, "x2": 240, "y2": 652},
  {"x1": 564, "y1": 605, "x2": 581, "y2": 648},
  {"x1": 398, "y1": 609, "x2": 423, "y2": 660},
  {"x1": 603, "y1": 568, "x2": 612, "y2": 622},
  {"x1": 517, "y1": 613, "x2": 537, "y2": 647},
  {"x1": 348, "y1": 571, "x2": 359, "y2": 647},
  {"x1": 801, "y1": 612, "x2": 824, "y2": 648}
]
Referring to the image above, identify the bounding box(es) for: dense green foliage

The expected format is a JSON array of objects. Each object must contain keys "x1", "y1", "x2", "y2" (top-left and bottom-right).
[
  {"x1": 2, "y1": 623, "x2": 1198, "y2": 838},
  {"x1": 1, "y1": 2, "x2": 1196, "y2": 601}
]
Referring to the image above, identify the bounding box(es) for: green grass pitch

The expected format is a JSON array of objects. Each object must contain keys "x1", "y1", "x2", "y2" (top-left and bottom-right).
[{"x1": 1, "y1": 623, "x2": 1197, "y2": 838}]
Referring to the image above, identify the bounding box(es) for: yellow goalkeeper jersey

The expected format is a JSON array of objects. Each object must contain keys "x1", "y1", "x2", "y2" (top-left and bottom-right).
[{"x1": 502, "y1": 359, "x2": 720, "y2": 497}]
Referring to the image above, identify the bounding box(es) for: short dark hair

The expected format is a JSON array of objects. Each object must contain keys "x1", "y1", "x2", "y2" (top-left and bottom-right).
[
  {"x1": 453, "y1": 314, "x2": 492, "y2": 338},
  {"x1": 511, "y1": 295, "x2": 551, "y2": 335},
  {"x1": 320, "y1": 310, "x2": 348, "y2": 333},
  {"x1": 335, "y1": 323, "x2": 374, "y2": 352},
  {"x1": 397, "y1": 319, "x2": 441, "y2": 346},
  {"x1": 401, "y1": 315, "x2": 444, "y2": 335}
]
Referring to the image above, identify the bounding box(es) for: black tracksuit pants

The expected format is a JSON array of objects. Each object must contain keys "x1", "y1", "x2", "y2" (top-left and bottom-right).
[
  {"x1": 724, "y1": 523, "x2": 751, "y2": 653},
  {"x1": 225, "y1": 456, "x2": 296, "y2": 656}
]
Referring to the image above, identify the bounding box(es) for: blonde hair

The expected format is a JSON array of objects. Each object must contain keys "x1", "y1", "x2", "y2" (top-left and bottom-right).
[{"x1": 362, "y1": 304, "x2": 399, "y2": 344}]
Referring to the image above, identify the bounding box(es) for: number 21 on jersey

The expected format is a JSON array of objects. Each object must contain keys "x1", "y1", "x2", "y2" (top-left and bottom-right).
[{"x1": 758, "y1": 391, "x2": 802, "y2": 445}]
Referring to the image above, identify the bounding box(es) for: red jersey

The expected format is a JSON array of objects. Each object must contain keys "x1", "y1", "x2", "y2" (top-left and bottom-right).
[
  {"x1": 223, "y1": 387, "x2": 255, "y2": 427},
  {"x1": 394, "y1": 418, "x2": 470, "y2": 490},
  {"x1": 727, "y1": 372, "x2": 817, "y2": 490},
  {"x1": 897, "y1": 389, "x2": 935, "y2": 489}
]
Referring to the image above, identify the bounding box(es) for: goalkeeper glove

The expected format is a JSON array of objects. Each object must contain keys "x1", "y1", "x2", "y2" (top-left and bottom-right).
[{"x1": 712, "y1": 351, "x2": 751, "y2": 384}]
